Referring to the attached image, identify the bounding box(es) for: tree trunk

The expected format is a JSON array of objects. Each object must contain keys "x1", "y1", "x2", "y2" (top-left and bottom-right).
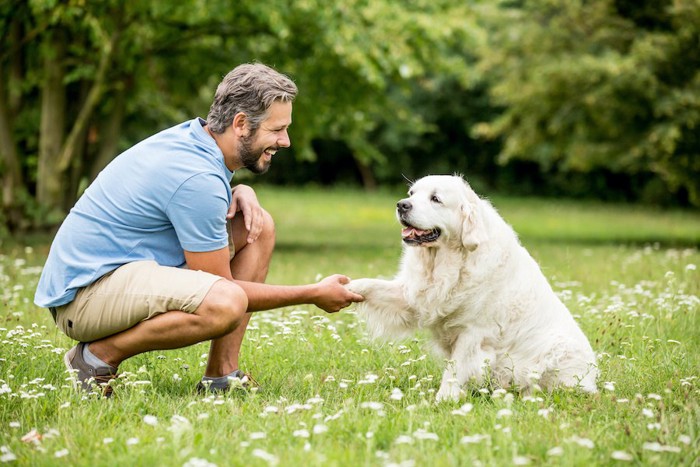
[
  {"x1": 37, "y1": 29, "x2": 67, "y2": 219},
  {"x1": 354, "y1": 157, "x2": 378, "y2": 191},
  {"x1": 55, "y1": 30, "x2": 119, "y2": 173},
  {"x1": 0, "y1": 66, "x2": 24, "y2": 231},
  {"x1": 90, "y1": 82, "x2": 127, "y2": 180}
]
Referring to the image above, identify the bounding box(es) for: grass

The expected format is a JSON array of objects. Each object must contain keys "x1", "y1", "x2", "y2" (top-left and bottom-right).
[{"x1": 0, "y1": 185, "x2": 698, "y2": 466}]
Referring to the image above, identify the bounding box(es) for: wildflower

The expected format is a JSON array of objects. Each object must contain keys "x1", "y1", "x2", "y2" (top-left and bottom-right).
[
  {"x1": 183, "y1": 458, "x2": 217, "y2": 467},
  {"x1": 413, "y1": 429, "x2": 438, "y2": 441},
  {"x1": 395, "y1": 435, "x2": 414, "y2": 445},
  {"x1": 293, "y1": 430, "x2": 310, "y2": 438},
  {"x1": 451, "y1": 403, "x2": 474, "y2": 416},
  {"x1": 143, "y1": 415, "x2": 158, "y2": 426},
  {"x1": 54, "y1": 449, "x2": 69, "y2": 458},
  {"x1": 252, "y1": 449, "x2": 278, "y2": 465},
  {"x1": 358, "y1": 374, "x2": 379, "y2": 385},
  {"x1": 313, "y1": 425, "x2": 328, "y2": 434},
  {"x1": 249, "y1": 432, "x2": 266, "y2": 440},
  {"x1": 569, "y1": 436, "x2": 594, "y2": 449},
  {"x1": 306, "y1": 396, "x2": 324, "y2": 405},
  {"x1": 390, "y1": 388, "x2": 404, "y2": 400},
  {"x1": 496, "y1": 409, "x2": 513, "y2": 418},
  {"x1": 360, "y1": 401, "x2": 384, "y2": 411},
  {"x1": 642, "y1": 442, "x2": 680, "y2": 453},
  {"x1": 126, "y1": 438, "x2": 139, "y2": 446},
  {"x1": 0, "y1": 446, "x2": 17, "y2": 463},
  {"x1": 513, "y1": 456, "x2": 530, "y2": 465},
  {"x1": 603, "y1": 381, "x2": 615, "y2": 391},
  {"x1": 611, "y1": 451, "x2": 633, "y2": 461},
  {"x1": 21, "y1": 429, "x2": 41, "y2": 443},
  {"x1": 103, "y1": 438, "x2": 114, "y2": 444},
  {"x1": 678, "y1": 435, "x2": 691, "y2": 445},
  {"x1": 641, "y1": 408, "x2": 654, "y2": 418},
  {"x1": 460, "y1": 434, "x2": 490, "y2": 445},
  {"x1": 546, "y1": 446, "x2": 563, "y2": 457}
]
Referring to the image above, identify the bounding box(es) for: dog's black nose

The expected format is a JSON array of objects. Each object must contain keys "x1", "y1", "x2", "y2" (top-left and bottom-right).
[{"x1": 397, "y1": 200, "x2": 412, "y2": 213}]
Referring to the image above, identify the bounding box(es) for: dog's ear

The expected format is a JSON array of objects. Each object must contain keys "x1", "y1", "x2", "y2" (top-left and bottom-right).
[
  {"x1": 459, "y1": 178, "x2": 487, "y2": 250},
  {"x1": 461, "y1": 203, "x2": 487, "y2": 251}
]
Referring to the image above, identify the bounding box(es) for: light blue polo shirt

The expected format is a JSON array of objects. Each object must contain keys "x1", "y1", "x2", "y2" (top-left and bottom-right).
[{"x1": 34, "y1": 118, "x2": 234, "y2": 308}]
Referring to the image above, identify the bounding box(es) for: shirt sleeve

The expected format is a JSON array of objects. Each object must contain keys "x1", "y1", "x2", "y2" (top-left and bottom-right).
[{"x1": 166, "y1": 173, "x2": 230, "y2": 252}]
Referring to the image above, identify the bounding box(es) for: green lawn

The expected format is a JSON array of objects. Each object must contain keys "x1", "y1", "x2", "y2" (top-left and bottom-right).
[{"x1": 0, "y1": 186, "x2": 698, "y2": 466}]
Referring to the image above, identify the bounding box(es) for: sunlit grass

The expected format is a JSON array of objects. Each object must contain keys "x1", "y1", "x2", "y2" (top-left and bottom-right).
[{"x1": 0, "y1": 186, "x2": 698, "y2": 466}]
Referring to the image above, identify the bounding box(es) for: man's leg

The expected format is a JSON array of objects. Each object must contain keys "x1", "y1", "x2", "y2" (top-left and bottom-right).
[
  {"x1": 203, "y1": 210, "x2": 275, "y2": 377},
  {"x1": 85, "y1": 275, "x2": 249, "y2": 368}
]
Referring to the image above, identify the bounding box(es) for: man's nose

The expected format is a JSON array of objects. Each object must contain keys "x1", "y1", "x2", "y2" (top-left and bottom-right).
[{"x1": 278, "y1": 129, "x2": 291, "y2": 148}]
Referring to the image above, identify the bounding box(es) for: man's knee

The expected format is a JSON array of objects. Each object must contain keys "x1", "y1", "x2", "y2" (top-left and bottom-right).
[
  {"x1": 197, "y1": 280, "x2": 248, "y2": 336},
  {"x1": 258, "y1": 209, "x2": 276, "y2": 246}
]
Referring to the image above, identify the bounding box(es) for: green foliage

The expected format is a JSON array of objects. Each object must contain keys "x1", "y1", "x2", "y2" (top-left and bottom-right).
[{"x1": 476, "y1": 0, "x2": 700, "y2": 205}]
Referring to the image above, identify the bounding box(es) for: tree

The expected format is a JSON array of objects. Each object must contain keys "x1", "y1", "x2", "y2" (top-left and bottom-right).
[
  {"x1": 0, "y1": 0, "x2": 484, "y2": 231},
  {"x1": 474, "y1": 0, "x2": 700, "y2": 206}
]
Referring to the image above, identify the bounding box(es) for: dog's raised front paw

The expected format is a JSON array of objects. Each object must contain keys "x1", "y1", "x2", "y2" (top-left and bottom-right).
[{"x1": 345, "y1": 278, "x2": 373, "y2": 296}]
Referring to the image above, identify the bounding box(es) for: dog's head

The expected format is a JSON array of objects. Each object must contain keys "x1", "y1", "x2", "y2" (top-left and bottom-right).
[{"x1": 396, "y1": 175, "x2": 486, "y2": 251}]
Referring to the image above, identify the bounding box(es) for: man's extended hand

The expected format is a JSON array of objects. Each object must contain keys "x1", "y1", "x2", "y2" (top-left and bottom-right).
[
  {"x1": 228, "y1": 184, "x2": 264, "y2": 244},
  {"x1": 313, "y1": 274, "x2": 365, "y2": 313}
]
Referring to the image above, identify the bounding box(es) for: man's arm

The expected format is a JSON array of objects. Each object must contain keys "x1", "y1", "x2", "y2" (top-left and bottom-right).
[{"x1": 184, "y1": 248, "x2": 363, "y2": 313}]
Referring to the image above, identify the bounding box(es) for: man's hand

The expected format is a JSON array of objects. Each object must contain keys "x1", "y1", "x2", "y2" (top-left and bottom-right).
[
  {"x1": 312, "y1": 274, "x2": 365, "y2": 313},
  {"x1": 228, "y1": 184, "x2": 264, "y2": 244}
]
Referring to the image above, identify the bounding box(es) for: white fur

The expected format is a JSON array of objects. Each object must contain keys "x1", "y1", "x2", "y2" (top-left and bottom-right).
[{"x1": 347, "y1": 175, "x2": 598, "y2": 401}]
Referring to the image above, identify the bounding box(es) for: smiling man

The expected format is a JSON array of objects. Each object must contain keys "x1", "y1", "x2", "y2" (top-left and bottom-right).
[{"x1": 34, "y1": 63, "x2": 363, "y2": 397}]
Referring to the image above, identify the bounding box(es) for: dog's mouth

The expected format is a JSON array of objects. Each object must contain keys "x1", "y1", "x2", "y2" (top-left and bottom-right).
[{"x1": 401, "y1": 223, "x2": 441, "y2": 245}]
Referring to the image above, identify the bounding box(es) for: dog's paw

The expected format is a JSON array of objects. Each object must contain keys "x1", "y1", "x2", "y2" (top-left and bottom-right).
[
  {"x1": 345, "y1": 278, "x2": 374, "y2": 296},
  {"x1": 435, "y1": 382, "x2": 463, "y2": 402}
]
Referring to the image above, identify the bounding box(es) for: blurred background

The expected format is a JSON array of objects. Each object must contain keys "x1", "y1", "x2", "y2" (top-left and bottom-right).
[{"x1": 1, "y1": 0, "x2": 698, "y2": 234}]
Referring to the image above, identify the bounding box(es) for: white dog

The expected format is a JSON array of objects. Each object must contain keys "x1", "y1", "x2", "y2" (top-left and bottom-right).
[{"x1": 347, "y1": 175, "x2": 597, "y2": 401}]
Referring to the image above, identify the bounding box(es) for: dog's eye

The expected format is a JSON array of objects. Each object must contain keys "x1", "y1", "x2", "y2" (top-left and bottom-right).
[{"x1": 431, "y1": 195, "x2": 442, "y2": 204}]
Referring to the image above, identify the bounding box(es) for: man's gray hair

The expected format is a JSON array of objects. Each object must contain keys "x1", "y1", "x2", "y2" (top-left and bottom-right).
[{"x1": 206, "y1": 63, "x2": 297, "y2": 134}]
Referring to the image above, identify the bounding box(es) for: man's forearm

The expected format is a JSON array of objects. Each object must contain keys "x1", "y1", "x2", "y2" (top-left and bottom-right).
[{"x1": 232, "y1": 280, "x2": 320, "y2": 312}]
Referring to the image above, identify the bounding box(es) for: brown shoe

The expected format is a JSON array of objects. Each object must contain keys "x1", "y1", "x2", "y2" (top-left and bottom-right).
[{"x1": 64, "y1": 343, "x2": 118, "y2": 398}]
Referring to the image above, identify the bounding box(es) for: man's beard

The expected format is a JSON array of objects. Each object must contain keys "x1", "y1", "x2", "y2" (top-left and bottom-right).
[{"x1": 239, "y1": 132, "x2": 273, "y2": 175}]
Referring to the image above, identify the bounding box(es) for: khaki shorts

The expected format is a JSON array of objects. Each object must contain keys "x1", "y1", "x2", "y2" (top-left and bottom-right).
[{"x1": 53, "y1": 261, "x2": 222, "y2": 342}]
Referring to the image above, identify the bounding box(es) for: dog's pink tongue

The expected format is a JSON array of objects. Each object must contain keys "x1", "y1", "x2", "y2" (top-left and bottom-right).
[{"x1": 402, "y1": 227, "x2": 429, "y2": 238}]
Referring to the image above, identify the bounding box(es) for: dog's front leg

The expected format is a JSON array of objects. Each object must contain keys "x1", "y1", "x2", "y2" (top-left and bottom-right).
[
  {"x1": 346, "y1": 278, "x2": 416, "y2": 339},
  {"x1": 436, "y1": 331, "x2": 494, "y2": 402}
]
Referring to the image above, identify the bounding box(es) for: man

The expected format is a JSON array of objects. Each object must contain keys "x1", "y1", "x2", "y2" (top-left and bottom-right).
[{"x1": 34, "y1": 63, "x2": 364, "y2": 397}]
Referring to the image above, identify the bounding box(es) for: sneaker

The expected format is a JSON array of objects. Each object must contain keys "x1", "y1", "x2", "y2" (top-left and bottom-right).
[
  {"x1": 64, "y1": 343, "x2": 119, "y2": 398},
  {"x1": 196, "y1": 369, "x2": 259, "y2": 394}
]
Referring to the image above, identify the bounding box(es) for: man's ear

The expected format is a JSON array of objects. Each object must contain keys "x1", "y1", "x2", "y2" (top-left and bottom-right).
[
  {"x1": 232, "y1": 112, "x2": 248, "y2": 137},
  {"x1": 461, "y1": 203, "x2": 487, "y2": 251}
]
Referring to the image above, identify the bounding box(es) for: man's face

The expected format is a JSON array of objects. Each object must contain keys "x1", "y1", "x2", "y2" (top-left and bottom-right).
[{"x1": 239, "y1": 100, "x2": 292, "y2": 174}]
